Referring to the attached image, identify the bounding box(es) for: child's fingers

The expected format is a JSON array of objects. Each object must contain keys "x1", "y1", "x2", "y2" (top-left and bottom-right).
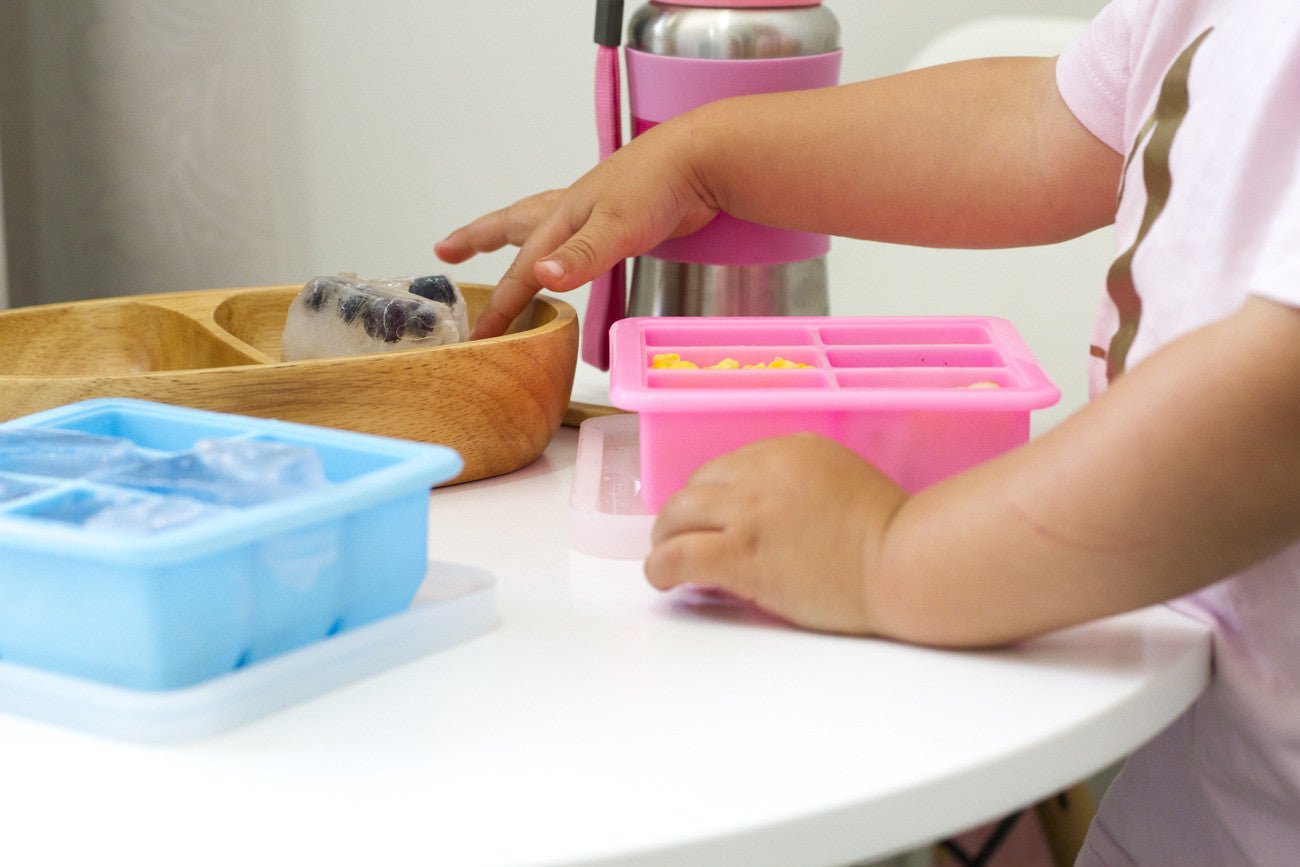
[
  {"x1": 469, "y1": 207, "x2": 596, "y2": 339},
  {"x1": 433, "y1": 212, "x2": 511, "y2": 263},
  {"x1": 645, "y1": 527, "x2": 751, "y2": 596},
  {"x1": 473, "y1": 199, "x2": 668, "y2": 339},
  {"x1": 431, "y1": 231, "x2": 480, "y2": 265},
  {"x1": 647, "y1": 480, "x2": 752, "y2": 589},
  {"x1": 650, "y1": 478, "x2": 732, "y2": 545},
  {"x1": 469, "y1": 244, "x2": 552, "y2": 339},
  {"x1": 435, "y1": 191, "x2": 565, "y2": 264},
  {"x1": 532, "y1": 205, "x2": 642, "y2": 291}
]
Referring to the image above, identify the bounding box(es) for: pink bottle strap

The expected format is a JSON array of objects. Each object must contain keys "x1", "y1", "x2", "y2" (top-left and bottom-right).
[{"x1": 583, "y1": 1, "x2": 627, "y2": 371}]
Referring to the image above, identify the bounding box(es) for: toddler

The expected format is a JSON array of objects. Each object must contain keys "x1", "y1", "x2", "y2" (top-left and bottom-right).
[{"x1": 436, "y1": 1, "x2": 1300, "y2": 862}]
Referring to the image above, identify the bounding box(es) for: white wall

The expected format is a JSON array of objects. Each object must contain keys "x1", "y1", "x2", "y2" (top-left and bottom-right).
[{"x1": 0, "y1": 0, "x2": 1109, "y2": 427}]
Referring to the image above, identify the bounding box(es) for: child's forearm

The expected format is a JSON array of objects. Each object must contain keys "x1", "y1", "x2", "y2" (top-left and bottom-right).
[
  {"x1": 687, "y1": 56, "x2": 1122, "y2": 249},
  {"x1": 870, "y1": 296, "x2": 1300, "y2": 647},
  {"x1": 440, "y1": 56, "x2": 1122, "y2": 338}
]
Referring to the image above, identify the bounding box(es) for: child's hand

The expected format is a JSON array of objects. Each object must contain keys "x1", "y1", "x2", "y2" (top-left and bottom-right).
[
  {"x1": 435, "y1": 119, "x2": 722, "y2": 339},
  {"x1": 644, "y1": 433, "x2": 908, "y2": 635}
]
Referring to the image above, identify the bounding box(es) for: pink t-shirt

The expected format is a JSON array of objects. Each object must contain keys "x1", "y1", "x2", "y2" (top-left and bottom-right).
[{"x1": 1057, "y1": 1, "x2": 1300, "y2": 863}]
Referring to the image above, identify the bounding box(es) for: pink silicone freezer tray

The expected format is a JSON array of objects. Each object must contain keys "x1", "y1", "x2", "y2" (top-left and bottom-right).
[{"x1": 608, "y1": 316, "x2": 1060, "y2": 511}]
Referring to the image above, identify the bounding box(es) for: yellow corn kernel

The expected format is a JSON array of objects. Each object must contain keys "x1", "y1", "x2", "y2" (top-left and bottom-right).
[
  {"x1": 650, "y1": 353, "x2": 811, "y2": 370},
  {"x1": 651, "y1": 353, "x2": 698, "y2": 369}
]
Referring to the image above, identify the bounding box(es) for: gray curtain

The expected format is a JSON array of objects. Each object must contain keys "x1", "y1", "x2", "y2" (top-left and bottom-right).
[{"x1": 0, "y1": 0, "x2": 291, "y2": 308}]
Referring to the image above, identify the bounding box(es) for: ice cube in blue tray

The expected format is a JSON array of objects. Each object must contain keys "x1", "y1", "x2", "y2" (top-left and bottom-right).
[
  {"x1": 0, "y1": 472, "x2": 52, "y2": 504},
  {"x1": 0, "y1": 427, "x2": 145, "y2": 478},
  {"x1": 0, "y1": 398, "x2": 464, "y2": 691},
  {"x1": 15, "y1": 486, "x2": 230, "y2": 533},
  {"x1": 97, "y1": 438, "x2": 329, "y2": 507}
]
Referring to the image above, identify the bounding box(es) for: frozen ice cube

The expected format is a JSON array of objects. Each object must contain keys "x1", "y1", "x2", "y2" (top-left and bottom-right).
[
  {"x1": 0, "y1": 472, "x2": 51, "y2": 503},
  {"x1": 193, "y1": 437, "x2": 328, "y2": 499},
  {"x1": 0, "y1": 427, "x2": 142, "y2": 479},
  {"x1": 83, "y1": 491, "x2": 230, "y2": 534},
  {"x1": 280, "y1": 273, "x2": 469, "y2": 361},
  {"x1": 98, "y1": 437, "x2": 328, "y2": 507},
  {"x1": 25, "y1": 487, "x2": 227, "y2": 534}
]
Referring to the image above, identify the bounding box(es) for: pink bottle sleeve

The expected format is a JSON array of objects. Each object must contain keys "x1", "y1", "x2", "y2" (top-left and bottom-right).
[
  {"x1": 678, "y1": 0, "x2": 821, "y2": 5},
  {"x1": 625, "y1": 49, "x2": 842, "y2": 266}
]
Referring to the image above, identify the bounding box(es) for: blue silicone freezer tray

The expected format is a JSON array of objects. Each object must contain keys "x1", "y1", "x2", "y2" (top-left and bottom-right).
[{"x1": 0, "y1": 398, "x2": 463, "y2": 690}]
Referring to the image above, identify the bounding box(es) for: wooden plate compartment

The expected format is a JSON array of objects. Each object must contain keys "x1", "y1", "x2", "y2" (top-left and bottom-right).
[{"x1": 0, "y1": 284, "x2": 579, "y2": 484}]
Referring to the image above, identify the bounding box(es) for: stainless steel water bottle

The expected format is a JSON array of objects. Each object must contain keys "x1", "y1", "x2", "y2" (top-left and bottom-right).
[{"x1": 624, "y1": 1, "x2": 842, "y2": 317}]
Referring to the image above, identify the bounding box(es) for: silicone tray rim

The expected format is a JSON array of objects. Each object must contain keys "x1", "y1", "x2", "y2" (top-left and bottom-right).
[{"x1": 608, "y1": 316, "x2": 1061, "y2": 413}]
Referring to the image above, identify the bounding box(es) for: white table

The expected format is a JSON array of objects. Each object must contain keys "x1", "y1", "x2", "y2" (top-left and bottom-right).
[{"x1": 0, "y1": 424, "x2": 1210, "y2": 867}]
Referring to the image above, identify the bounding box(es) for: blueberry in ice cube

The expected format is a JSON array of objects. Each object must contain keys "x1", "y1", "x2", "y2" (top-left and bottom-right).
[{"x1": 409, "y1": 274, "x2": 458, "y2": 306}]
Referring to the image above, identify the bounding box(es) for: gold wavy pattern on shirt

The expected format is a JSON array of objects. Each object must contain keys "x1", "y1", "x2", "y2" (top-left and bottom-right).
[{"x1": 1093, "y1": 28, "x2": 1213, "y2": 382}]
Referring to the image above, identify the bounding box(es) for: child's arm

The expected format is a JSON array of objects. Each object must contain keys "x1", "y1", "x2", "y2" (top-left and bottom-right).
[
  {"x1": 646, "y1": 295, "x2": 1300, "y2": 646},
  {"x1": 437, "y1": 56, "x2": 1122, "y2": 338}
]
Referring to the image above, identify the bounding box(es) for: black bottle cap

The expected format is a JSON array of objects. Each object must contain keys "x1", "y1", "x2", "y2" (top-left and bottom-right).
[{"x1": 594, "y1": 0, "x2": 624, "y2": 48}]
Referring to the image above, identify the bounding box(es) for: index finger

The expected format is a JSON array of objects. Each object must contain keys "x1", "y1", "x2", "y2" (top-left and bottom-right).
[{"x1": 469, "y1": 213, "x2": 579, "y2": 340}]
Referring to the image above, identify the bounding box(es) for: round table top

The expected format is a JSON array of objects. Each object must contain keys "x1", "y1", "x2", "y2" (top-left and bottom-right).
[{"x1": 0, "y1": 425, "x2": 1210, "y2": 867}]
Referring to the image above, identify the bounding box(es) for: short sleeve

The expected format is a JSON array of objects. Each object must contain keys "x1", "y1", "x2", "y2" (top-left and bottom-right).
[{"x1": 1056, "y1": 0, "x2": 1145, "y2": 153}]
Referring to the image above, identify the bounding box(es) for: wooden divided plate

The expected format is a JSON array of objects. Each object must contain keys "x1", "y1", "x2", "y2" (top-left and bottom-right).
[{"x1": 0, "y1": 284, "x2": 579, "y2": 484}]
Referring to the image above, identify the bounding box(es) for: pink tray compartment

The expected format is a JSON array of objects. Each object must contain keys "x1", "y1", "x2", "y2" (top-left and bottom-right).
[{"x1": 608, "y1": 316, "x2": 1059, "y2": 511}]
